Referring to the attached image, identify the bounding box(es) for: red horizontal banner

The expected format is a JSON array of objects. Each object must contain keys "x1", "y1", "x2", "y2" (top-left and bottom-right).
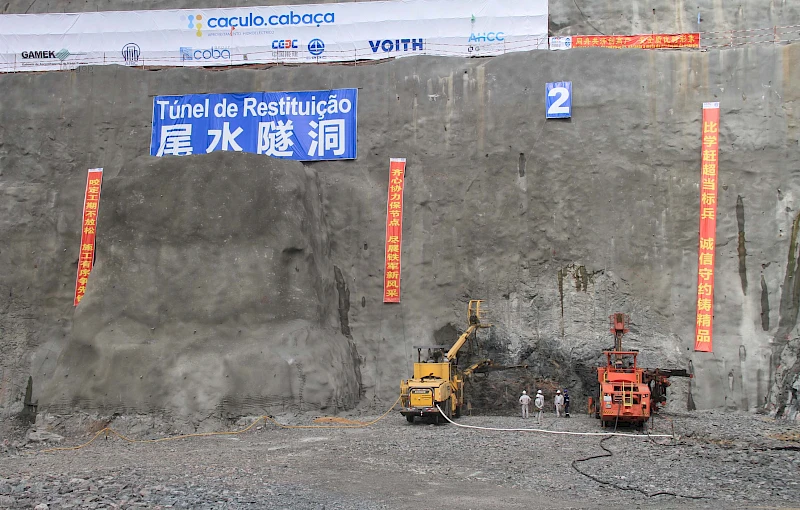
[
  {"x1": 383, "y1": 158, "x2": 406, "y2": 303},
  {"x1": 572, "y1": 33, "x2": 700, "y2": 49},
  {"x1": 74, "y1": 168, "x2": 103, "y2": 306}
]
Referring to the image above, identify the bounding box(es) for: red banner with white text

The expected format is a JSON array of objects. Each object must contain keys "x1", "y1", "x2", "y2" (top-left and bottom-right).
[
  {"x1": 383, "y1": 159, "x2": 406, "y2": 303},
  {"x1": 694, "y1": 104, "x2": 720, "y2": 352},
  {"x1": 572, "y1": 33, "x2": 700, "y2": 49},
  {"x1": 74, "y1": 168, "x2": 103, "y2": 306}
]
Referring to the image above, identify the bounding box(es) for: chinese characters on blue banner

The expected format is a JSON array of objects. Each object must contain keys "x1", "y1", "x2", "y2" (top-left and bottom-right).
[{"x1": 150, "y1": 89, "x2": 358, "y2": 161}]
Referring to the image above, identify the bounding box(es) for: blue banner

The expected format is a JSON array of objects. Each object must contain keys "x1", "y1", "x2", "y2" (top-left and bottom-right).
[{"x1": 150, "y1": 89, "x2": 357, "y2": 161}]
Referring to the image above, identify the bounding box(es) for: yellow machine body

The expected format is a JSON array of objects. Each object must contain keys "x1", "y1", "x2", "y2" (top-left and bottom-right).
[{"x1": 401, "y1": 364, "x2": 462, "y2": 418}]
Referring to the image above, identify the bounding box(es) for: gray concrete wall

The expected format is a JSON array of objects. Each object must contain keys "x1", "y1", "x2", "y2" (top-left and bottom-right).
[{"x1": 1, "y1": 1, "x2": 800, "y2": 422}]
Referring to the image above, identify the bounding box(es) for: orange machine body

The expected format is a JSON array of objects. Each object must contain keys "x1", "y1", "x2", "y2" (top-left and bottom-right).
[{"x1": 596, "y1": 351, "x2": 651, "y2": 427}]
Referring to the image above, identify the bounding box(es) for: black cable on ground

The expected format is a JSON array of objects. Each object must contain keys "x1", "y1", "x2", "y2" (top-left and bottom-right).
[
  {"x1": 646, "y1": 431, "x2": 678, "y2": 447},
  {"x1": 571, "y1": 436, "x2": 711, "y2": 500},
  {"x1": 646, "y1": 414, "x2": 679, "y2": 447}
]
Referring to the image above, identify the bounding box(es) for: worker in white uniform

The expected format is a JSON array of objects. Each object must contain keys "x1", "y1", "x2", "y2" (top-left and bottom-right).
[
  {"x1": 554, "y1": 390, "x2": 565, "y2": 418},
  {"x1": 534, "y1": 390, "x2": 545, "y2": 424},
  {"x1": 519, "y1": 390, "x2": 532, "y2": 418}
]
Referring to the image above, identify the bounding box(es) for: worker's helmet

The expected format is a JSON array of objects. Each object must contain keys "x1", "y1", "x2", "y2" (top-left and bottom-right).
[
  {"x1": 522, "y1": 390, "x2": 527, "y2": 395},
  {"x1": 537, "y1": 390, "x2": 542, "y2": 394},
  {"x1": 557, "y1": 390, "x2": 561, "y2": 394}
]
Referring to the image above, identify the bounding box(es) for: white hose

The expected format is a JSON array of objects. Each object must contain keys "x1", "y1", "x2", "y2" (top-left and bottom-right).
[{"x1": 435, "y1": 405, "x2": 673, "y2": 439}]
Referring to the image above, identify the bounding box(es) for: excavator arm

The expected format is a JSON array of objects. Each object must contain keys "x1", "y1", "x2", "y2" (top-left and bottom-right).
[
  {"x1": 445, "y1": 300, "x2": 490, "y2": 361},
  {"x1": 445, "y1": 324, "x2": 480, "y2": 361},
  {"x1": 463, "y1": 360, "x2": 528, "y2": 377},
  {"x1": 462, "y1": 359, "x2": 493, "y2": 377}
]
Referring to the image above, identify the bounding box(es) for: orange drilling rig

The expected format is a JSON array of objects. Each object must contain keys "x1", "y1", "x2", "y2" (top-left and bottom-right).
[{"x1": 591, "y1": 313, "x2": 691, "y2": 429}]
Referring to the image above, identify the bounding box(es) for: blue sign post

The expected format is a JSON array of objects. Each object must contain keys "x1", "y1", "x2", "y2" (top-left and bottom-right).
[
  {"x1": 545, "y1": 82, "x2": 572, "y2": 119},
  {"x1": 150, "y1": 89, "x2": 357, "y2": 161}
]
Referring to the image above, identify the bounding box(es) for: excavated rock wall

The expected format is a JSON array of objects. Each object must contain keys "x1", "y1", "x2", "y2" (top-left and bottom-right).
[{"x1": 1, "y1": 0, "x2": 800, "y2": 422}]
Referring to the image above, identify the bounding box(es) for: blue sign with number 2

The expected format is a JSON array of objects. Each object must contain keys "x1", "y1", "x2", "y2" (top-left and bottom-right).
[{"x1": 546, "y1": 82, "x2": 572, "y2": 119}]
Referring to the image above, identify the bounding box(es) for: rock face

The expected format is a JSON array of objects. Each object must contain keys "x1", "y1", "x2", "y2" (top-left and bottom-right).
[{"x1": 1, "y1": 1, "x2": 800, "y2": 422}]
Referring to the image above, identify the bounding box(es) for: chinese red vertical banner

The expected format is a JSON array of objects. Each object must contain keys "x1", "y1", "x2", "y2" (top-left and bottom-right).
[
  {"x1": 74, "y1": 168, "x2": 104, "y2": 306},
  {"x1": 694, "y1": 104, "x2": 720, "y2": 352},
  {"x1": 383, "y1": 158, "x2": 406, "y2": 303}
]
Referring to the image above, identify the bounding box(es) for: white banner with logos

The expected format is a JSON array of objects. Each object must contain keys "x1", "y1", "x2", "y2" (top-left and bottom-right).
[
  {"x1": 548, "y1": 36, "x2": 573, "y2": 50},
  {"x1": 0, "y1": 0, "x2": 548, "y2": 72}
]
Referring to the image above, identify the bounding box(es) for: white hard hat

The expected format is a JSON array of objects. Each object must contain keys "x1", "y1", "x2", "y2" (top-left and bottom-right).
[
  {"x1": 537, "y1": 390, "x2": 542, "y2": 394},
  {"x1": 522, "y1": 390, "x2": 527, "y2": 394},
  {"x1": 557, "y1": 390, "x2": 561, "y2": 394}
]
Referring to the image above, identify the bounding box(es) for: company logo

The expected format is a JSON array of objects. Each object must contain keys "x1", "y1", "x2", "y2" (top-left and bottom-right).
[
  {"x1": 368, "y1": 38, "x2": 424, "y2": 53},
  {"x1": 184, "y1": 11, "x2": 334, "y2": 36},
  {"x1": 179, "y1": 47, "x2": 231, "y2": 61},
  {"x1": 272, "y1": 39, "x2": 298, "y2": 49},
  {"x1": 19, "y1": 48, "x2": 87, "y2": 68},
  {"x1": 468, "y1": 32, "x2": 505, "y2": 42},
  {"x1": 548, "y1": 36, "x2": 572, "y2": 50},
  {"x1": 21, "y1": 48, "x2": 73, "y2": 60},
  {"x1": 21, "y1": 50, "x2": 56, "y2": 59},
  {"x1": 187, "y1": 14, "x2": 203, "y2": 37},
  {"x1": 121, "y1": 43, "x2": 140, "y2": 65},
  {"x1": 308, "y1": 38, "x2": 325, "y2": 56}
]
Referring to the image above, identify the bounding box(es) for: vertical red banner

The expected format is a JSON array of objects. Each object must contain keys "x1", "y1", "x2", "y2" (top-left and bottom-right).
[
  {"x1": 383, "y1": 158, "x2": 406, "y2": 303},
  {"x1": 74, "y1": 168, "x2": 104, "y2": 306},
  {"x1": 694, "y1": 104, "x2": 720, "y2": 352}
]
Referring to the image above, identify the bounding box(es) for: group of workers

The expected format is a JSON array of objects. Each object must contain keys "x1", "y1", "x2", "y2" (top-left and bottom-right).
[{"x1": 518, "y1": 389, "x2": 570, "y2": 423}]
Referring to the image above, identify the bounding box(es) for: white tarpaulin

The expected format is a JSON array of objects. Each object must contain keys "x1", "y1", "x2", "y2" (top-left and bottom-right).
[{"x1": 0, "y1": 0, "x2": 548, "y2": 72}]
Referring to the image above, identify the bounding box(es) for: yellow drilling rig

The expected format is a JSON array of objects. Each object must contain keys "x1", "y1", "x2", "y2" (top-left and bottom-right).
[{"x1": 400, "y1": 300, "x2": 495, "y2": 424}]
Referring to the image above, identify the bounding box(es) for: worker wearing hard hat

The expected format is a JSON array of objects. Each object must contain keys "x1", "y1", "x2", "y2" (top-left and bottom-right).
[
  {"x1": 554, "y1": 390, "x2": 565, "y2": 418},
  {"x1": 519, "y1": 390, "x2": 532, "y2": 419},
  {"x1": 534, "y1": 390, "x2": 545, "y2": 424}
]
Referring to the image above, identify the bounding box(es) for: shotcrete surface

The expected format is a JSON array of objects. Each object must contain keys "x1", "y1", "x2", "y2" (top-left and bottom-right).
[{"x1": 42, "y1": 154, "x2": 361, "y2": 416}]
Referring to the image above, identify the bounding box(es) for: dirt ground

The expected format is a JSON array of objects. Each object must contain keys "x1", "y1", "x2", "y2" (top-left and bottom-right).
[{"x1": 1, "y1": 408, "x2": 799, "y2": 509}]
